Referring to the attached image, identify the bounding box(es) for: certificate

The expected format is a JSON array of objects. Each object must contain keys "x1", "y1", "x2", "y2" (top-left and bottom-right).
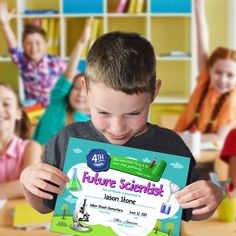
[{"x1": 51, "y1": 138, "x2": 190, "y2": 236}]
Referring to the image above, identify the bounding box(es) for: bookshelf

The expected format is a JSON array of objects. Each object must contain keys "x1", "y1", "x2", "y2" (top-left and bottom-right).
[{"x1": 0, "y1": 0, "x2": 199, "y2": 126}]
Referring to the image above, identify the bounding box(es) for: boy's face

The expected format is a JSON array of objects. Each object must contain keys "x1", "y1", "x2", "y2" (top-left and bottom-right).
[
  {"x1": 210, "y1": 59, "x2": 236, "y2": 94},
  {"x1": 86, "y1": 81, "x2": 160, "y2": 145},
  {"x1": 23, "y1": 33, "x2": 47, "y2": 63}
]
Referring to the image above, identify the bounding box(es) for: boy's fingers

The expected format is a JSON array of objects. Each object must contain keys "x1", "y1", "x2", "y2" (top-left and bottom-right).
[
  {"x1": 175, "y1": 180, "x2": 207, "y2": 199},
  {"x1": 41, "y1": 163, "x2": 69, "y2": 183},
  {"x1": 175, "y1": 188, "x2": 203, "y2": 204},
  {"x1": 37, "y1": 170, "x2": 67, "y2": 187},
  {"x1": 35, "y1": 179, "x2": 64, "y2": 195},
  {"x1": 30, "y1": 186, "x2": 54, "y2": 200},
  {"x1": 180, "y1": 196, "x2": 207, "y2": 209},
  {"x1": 192, "y1": 206, "x2": 215, "y2": 216}
]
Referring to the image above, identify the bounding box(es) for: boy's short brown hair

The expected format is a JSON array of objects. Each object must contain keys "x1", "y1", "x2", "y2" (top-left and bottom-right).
[
  {"x1": 22, "y1": 24, "x2": 47, "y2": 42},
  {"x1": 85, "y1": 31, "x2": 156, "y2": 96}
]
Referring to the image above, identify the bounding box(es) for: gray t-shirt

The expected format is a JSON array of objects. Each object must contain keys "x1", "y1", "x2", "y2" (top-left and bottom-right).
[{"x1": 43, "y1": 121, "x2": 197, "y2": 221}]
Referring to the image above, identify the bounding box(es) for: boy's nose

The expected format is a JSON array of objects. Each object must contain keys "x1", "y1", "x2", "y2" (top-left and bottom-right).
[
  {"x1": 31, "y1": 44, "x2": 38, "y2": 52},
  {"x1": 110, "y1": 117, "x2": 126, "y2": 135}
]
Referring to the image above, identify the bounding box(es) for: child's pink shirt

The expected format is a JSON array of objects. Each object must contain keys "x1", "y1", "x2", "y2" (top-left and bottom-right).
[{"x1": 0, "y1": 136, "x2": 29, "y2": 183}]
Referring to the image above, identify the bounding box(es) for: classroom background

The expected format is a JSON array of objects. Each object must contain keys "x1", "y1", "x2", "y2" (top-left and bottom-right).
[
  {"x1": 0, "y1": 0, "x2": 234, "y2": 123},
  {"x1": 0, "y1": 0, "x2": 236, "y2": 235}
]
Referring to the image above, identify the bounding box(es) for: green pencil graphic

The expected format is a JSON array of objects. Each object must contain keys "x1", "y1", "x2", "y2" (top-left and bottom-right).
[{"x1": 110, "y1": 155, "x2": 166, "y2": 182}]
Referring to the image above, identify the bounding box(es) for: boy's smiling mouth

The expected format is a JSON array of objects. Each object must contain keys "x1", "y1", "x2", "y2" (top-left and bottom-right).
[{"x1": 108, "y1": 132, "x2": 129, "y2": 140}]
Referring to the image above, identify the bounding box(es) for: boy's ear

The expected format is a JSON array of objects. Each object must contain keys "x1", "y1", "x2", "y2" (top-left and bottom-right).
[
  {"x1": 152, "y1": 79, "x2": 161, "y2": 102},
  {"x1": 81, "y1": 77, "x2": 88, "y2": 96}
]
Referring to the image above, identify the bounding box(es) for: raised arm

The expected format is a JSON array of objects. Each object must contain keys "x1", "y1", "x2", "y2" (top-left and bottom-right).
[
  {"x1": 65, "y1": 17, "x2": 93, "y2": 81},
  {"x1": 0, "y1": 1, "x2": 17, "y2": 49},
  {"x1": 194, "y1": 0, "x2": 209, "y2": 74}
]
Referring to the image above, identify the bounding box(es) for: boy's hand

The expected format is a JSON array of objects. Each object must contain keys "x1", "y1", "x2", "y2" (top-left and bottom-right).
[
  {"x1": 20, "y1": 163, "x2": 69, "y2": 200},
  {"x1": 175, "y1": 180, "x2": 223, "y2": 216},
  {"x1": 0, "y1": 1, "x2": 15, "y2": 25},
  {"x1": 80, "y1": 17, "x2": 93, "y2": 44}
]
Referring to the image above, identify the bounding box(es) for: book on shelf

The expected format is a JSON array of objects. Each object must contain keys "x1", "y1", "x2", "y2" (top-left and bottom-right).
[
  {"x1": 159, "y1": 51, "x2": 191, "y2": 57},
  {"x1": 116, "y1": 0, "x2": 129, "y2": 13},
  {"x1": 128, "y1": 0, "x2": 137, "y2": 13},
  {"x1": 24, "y1": 9, "x2": 58, "y2": 15},
  {"x1": 13, "y1": 201, "x2": 53, "y2": 230},
  {"x1": 47, "y1": 18, "x2": 56, "y2": 54},
  {"x1": 53, "y1": 19, "x2": 60, "y2": 55},
  {"x1": 27, "y1": 109, "x2": 45, "y2": 122},
  {"x1": 23, "y1": 102, "x2": 45, "y2": 122},
  {"x1": 24, "y1": 102, "x2": 43, "y2": 113},
  {"x1": 136, "y1": 0, "x2": 144, "y2": 13},
  {"x1": 89, "y1": 18, "x2": 101, "y2": 48},
  {"x1": 41, "y1": 18, "x2": 48, "y2": 33}
]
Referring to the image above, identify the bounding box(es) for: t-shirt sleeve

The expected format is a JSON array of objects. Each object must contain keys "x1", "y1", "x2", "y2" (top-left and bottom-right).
[
  {"x1": 181, "y1": 149, "x2": 198, "y2": 222},
  {"x1": 42, "y1": 130, "x2": 69, "y2": 210},
  {"x1": 8, "y1": 47, "x2": 25, "y2": 69}
]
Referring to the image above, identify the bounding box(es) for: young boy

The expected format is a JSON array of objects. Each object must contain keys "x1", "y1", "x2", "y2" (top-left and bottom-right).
[
  {"x1": 20, "y1": 32, "x2": 223, "y2": 221},
  {"x1": 0, "y1": 1, "x2": 66, "y2": 107}
]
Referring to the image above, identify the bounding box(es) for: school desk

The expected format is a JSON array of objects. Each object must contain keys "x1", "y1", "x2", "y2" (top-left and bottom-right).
[
  {"x1": 181, "y1": 214, "x2": 236, "y2": 236},
  {"x1": 0, "y1": 198, "x2": 66, "y2": 236}
]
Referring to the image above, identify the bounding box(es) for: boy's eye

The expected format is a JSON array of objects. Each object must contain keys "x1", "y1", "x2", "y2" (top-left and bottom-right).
[
  {"x1": 128, "y1": 112, "x2": 141, "y2": 116},
  {"x1": 98, "y1": 111, "x2": 109, "y2": 115}
]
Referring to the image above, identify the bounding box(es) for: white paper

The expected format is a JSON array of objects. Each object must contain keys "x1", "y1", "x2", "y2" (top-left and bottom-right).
[{"x1": 0, "y1": 198, "x2": 7, "y2": 209}]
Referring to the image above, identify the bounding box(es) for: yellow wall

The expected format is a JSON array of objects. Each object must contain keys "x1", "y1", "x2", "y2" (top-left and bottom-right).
[
  {"x1": 0, "y1": 62, "x2": 18, "y2": 91},
  {"x1": 206, "y1": 0, "x2": 229, "y2": 53}
]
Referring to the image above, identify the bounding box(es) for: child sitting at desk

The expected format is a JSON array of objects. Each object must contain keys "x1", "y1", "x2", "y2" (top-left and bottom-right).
[
  {"x1": 0, "y1": 83, "x2": 41, "y2": 199},
  {"x1": 174, "y1": 0, "x2": 236, "y2": 142}
]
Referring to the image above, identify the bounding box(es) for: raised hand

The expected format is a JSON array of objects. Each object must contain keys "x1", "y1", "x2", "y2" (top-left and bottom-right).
[
  {"x1": 0, "y1": 1, "x2": 15, "y2": 25},
  {"x1": 80, "y1": 17, "x2": 93, "y2": 44}
]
